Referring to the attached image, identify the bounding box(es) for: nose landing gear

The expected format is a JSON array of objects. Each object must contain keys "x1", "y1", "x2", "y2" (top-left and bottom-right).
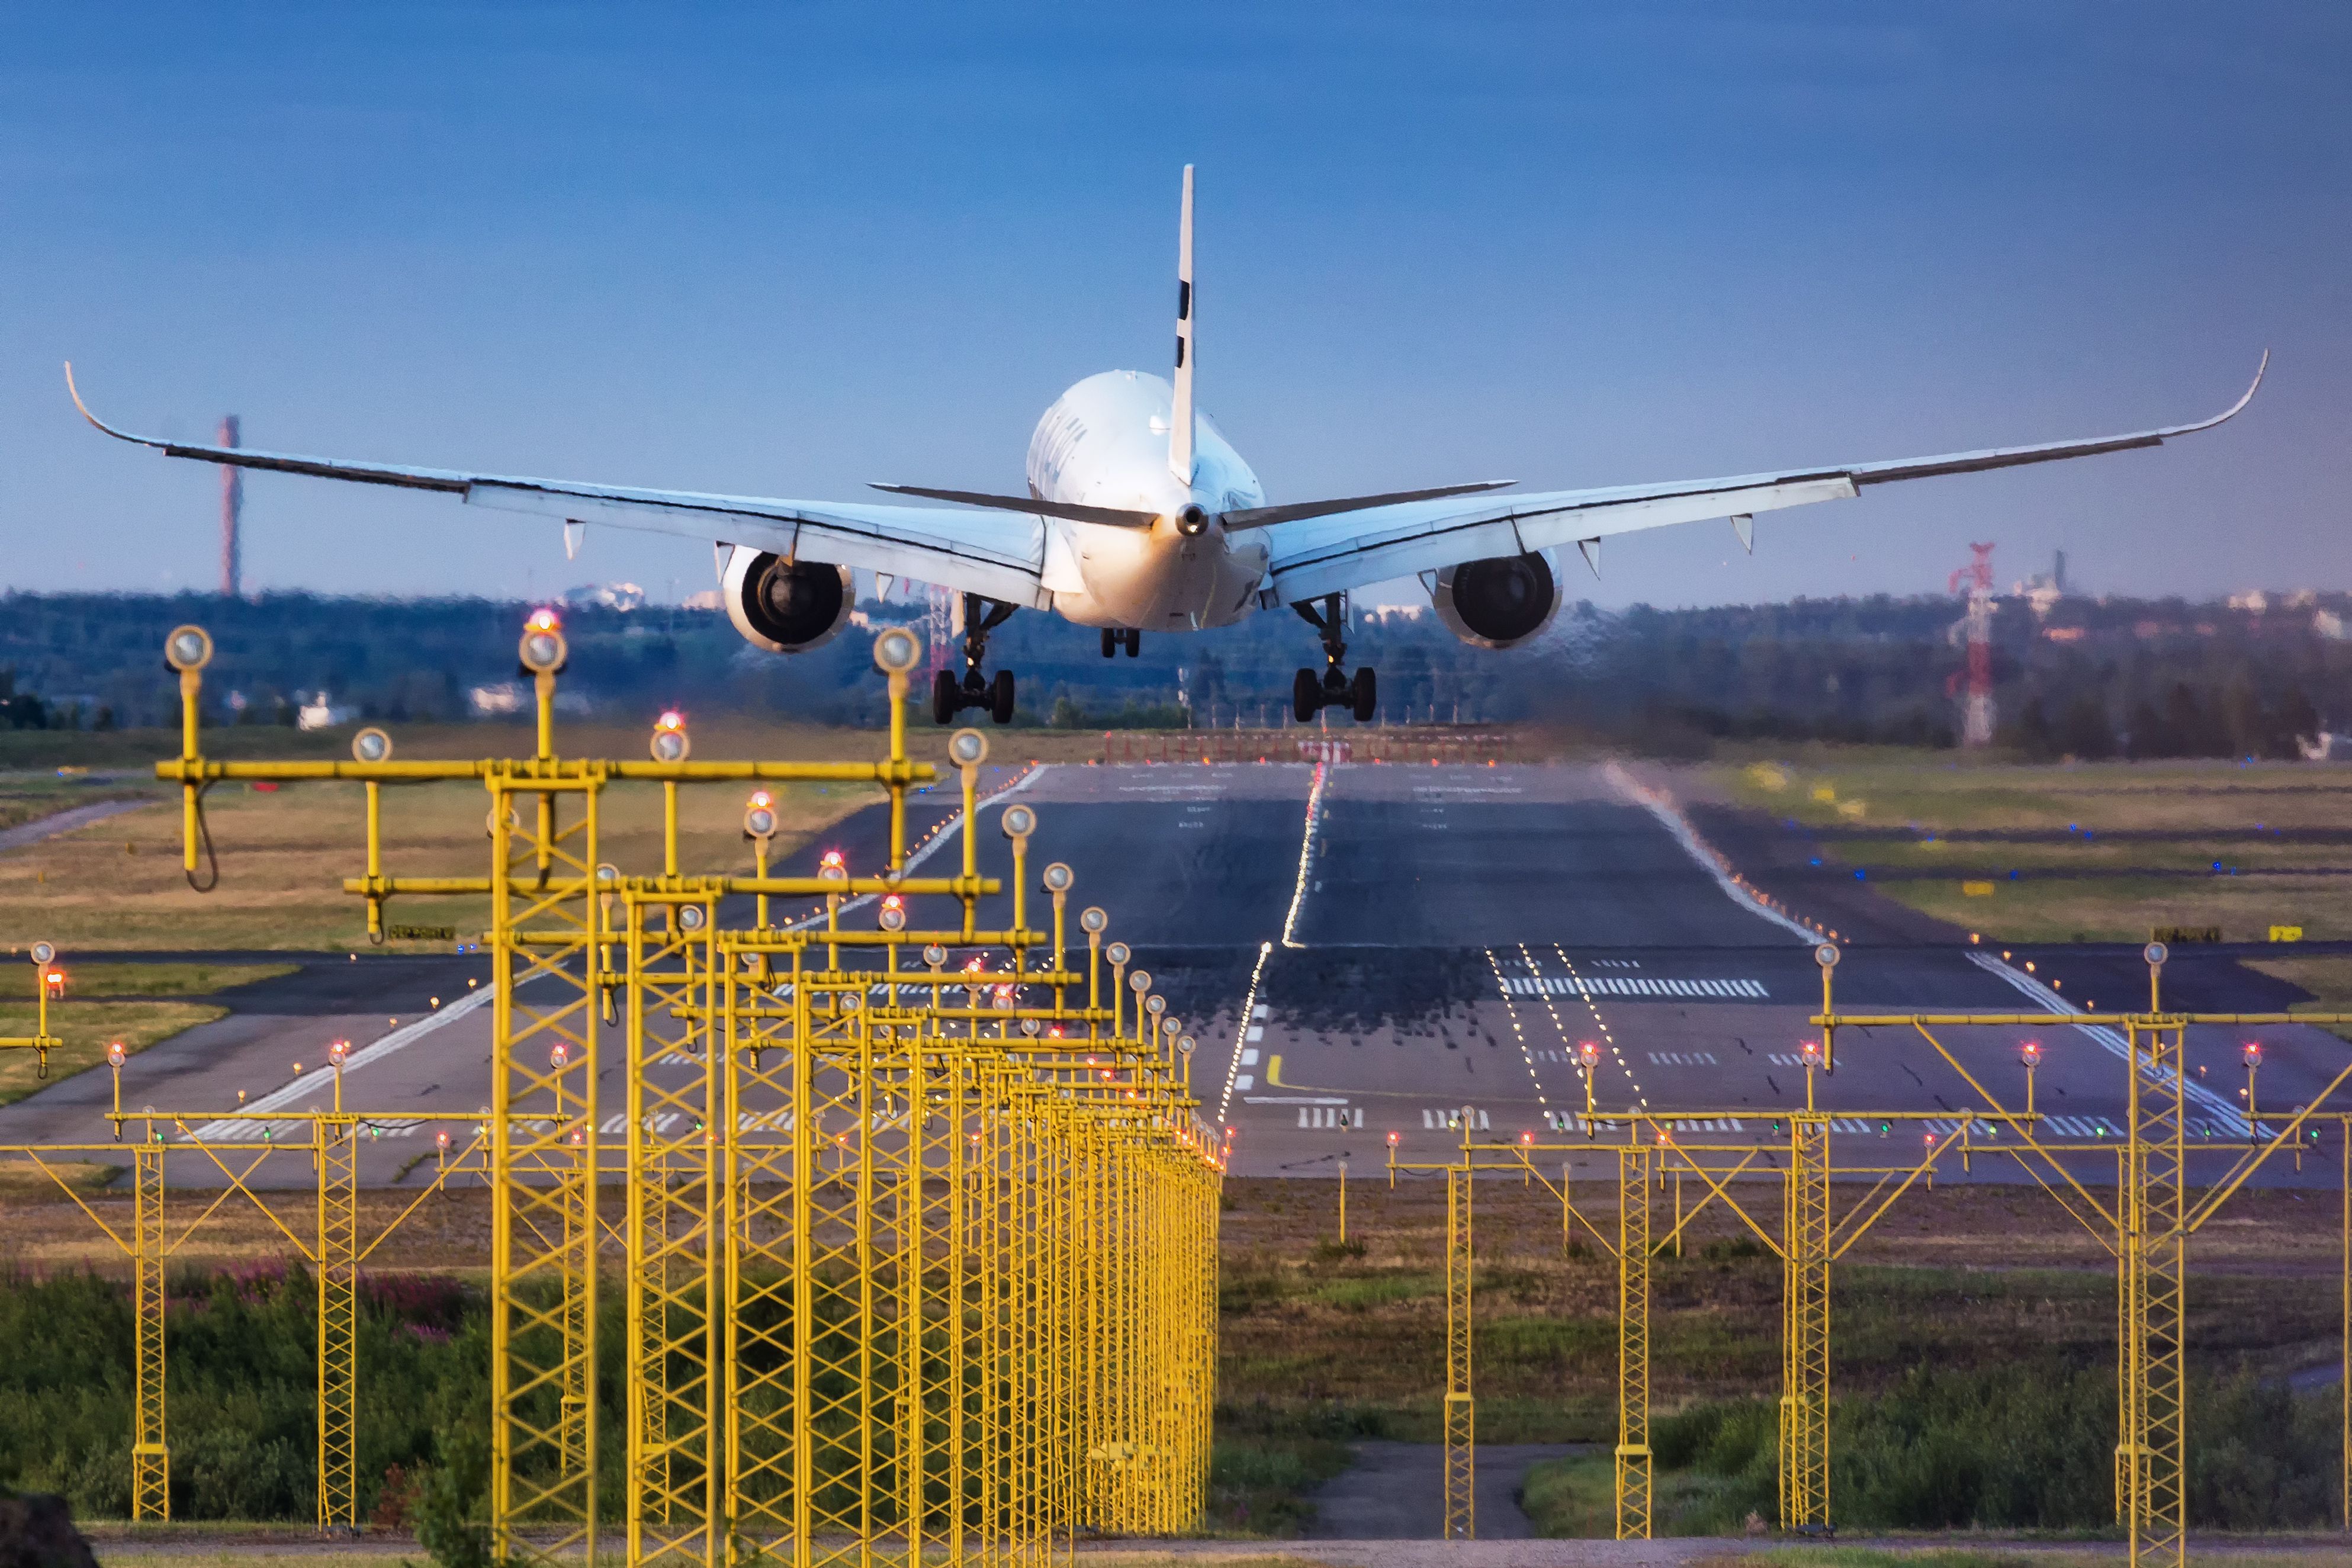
[
  {"x1": 932, "y1": 595, "x2": 1019, "y2": 725},
  {"x1": 1291, "y1": 594, "x2": 1377, "y2": 722}
]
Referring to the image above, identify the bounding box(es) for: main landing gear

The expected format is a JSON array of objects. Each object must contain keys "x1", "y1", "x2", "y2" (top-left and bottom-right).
[
  {"x1": 1099, "y1": 628, "x2": 1141, "y2": 658},
  {"x1": 1292, "y1": 593, "x2": 1376, "y2": 723},
  {"x1": 931, "y1": 595, "x2": 1018, "y2": 725}
]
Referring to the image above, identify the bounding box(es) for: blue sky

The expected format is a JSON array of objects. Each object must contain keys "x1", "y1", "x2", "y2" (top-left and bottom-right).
[{"x1": 2, "y1": 3, "x2": 2345, "y2": 609}]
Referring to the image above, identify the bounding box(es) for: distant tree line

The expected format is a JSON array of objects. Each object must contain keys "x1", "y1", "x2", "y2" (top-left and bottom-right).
[{"x1": 4, "y1": 587, "x2": 2350, "y2": 757}]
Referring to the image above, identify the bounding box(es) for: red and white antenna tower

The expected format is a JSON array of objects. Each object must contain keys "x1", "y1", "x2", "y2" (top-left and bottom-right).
[
  {"x1": 925, "y1": 584, "x2": 955, "y2": 680},
  {"x1": 1946, "y1": 542, "x2": 1996, "y2": 747},
  {"x1": 218, "y1": 415, "x2": 242, "y2": 597}
]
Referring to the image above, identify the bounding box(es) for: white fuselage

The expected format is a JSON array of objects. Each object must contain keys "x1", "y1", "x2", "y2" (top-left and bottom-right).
[{"x1": 1023, "y1": 369, "x2": 1268, "y2": 631}]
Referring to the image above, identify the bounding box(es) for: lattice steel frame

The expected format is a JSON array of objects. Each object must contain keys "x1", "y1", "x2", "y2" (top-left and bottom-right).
[
  {"x1": 2123, "y1": 1020, "x2": 2188, "y2": 1568},
  {"x1": 1442, "y1": 1164, "x2": 1475, "y2": 1541},
  {"x1": 1780, "y1": 1114, "x2": 1831, "y2": 1533},
  {"x1": 1615, "y1": 1147, "x2": 1651, "y2": 1540},
  {"x1": 317, "y1": 1113, "x2": 359, "y2": 1532},
  {"x1": 132, "y1": 1144, "x2": 169, "y2": 1521}
]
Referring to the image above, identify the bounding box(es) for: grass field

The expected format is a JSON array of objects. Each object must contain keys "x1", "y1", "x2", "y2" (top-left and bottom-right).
[
  {"x1": 1701, "y1": 752, "x2": 2352, "y2": 943},
  {"x1": 0, "y1": 963, "x2": 294, "y2": 1107}
]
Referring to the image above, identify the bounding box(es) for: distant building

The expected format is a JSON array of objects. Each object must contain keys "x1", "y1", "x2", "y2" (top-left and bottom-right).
[
  {"x1": 297, "y1": 692, "x2": 355, "y2": 730},
  {"x1": 562, "y1": 581, "x2": 647, "y2": 612},
  {"x1": 2012, "y1": 549, "x2": 2068, "y2": 618},
  {"x1": 2298, "y1": 732, "x2": 2352, "y2": 761},
  {"x1": 2227, "y1": 589, "x2": 2269, "y2": 613}
]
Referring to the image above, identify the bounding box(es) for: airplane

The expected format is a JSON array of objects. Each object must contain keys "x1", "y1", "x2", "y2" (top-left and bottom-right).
[{"x1": 68, "y1": 166, "x2": 2264, "y2": 728}]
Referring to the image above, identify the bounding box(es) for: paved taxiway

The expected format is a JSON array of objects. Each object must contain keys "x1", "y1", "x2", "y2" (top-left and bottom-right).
[{"x1": 5, "y1": 760, "x2": 2343, "y2": 1187}]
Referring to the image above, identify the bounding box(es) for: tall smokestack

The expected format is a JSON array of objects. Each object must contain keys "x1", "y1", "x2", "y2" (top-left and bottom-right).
[{"x1": 218, "y1": 415, "x2": 242, "y2": 598}]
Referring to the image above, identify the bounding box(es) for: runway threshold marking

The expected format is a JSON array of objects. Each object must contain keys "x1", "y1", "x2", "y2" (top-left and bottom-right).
[{"x1": 1503, "y1": 976, "x2": 1768, "y2": 999}]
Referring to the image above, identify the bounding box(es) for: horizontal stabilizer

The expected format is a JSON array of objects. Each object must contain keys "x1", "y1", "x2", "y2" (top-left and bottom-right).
[
  {"x1": 1221, "y1": 481, "x2": 1516, "y2": 530},
  {"x1": 868, "y1": 483, "x2": 1160, "y2": 528}
]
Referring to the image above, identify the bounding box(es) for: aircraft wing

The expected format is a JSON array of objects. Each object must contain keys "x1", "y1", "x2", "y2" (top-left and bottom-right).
[
  {"x1": 1260, "y1": 354, "x2": 2266, "y2": 606},
  {"x1": 66, "y1": 367, "x2": 1050, "y2": 608}
]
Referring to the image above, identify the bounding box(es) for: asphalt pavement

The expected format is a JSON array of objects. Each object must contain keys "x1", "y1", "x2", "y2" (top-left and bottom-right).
[{"x1": 5, "y1": 760, "x2": 2345, "y2": 1188}]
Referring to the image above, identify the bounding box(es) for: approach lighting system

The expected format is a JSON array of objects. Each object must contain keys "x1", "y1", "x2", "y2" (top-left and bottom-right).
[
  {"x1": 1079, "y1": 906, "x2": 1107, "y2": 935},
  {"x1": 2144, "y1": 941, "x2": 2169, "y2": 968},
  {"x1": 879, "y1": 895, "x2": 907, "y2": 933},
  {"x1": 2020, "y1": 1040, "x2": 2042, "y2": 1067},
  {"x1": 1145, "y1": 995, "x2": 1167, "y2": 1017},
  {"x1": 950, "y1": 729, "x2": 989, "y2": 768},
  {"x1": 1043, "y1": 862, "x2": 1074, "y2": 894},
  {"x1": 650, "y1": 711, "x2": 690, "y2": 763},
  {"x1": 41, "y1": 966, "x2": 65, "y2": 1000},
  {"x1": 1001, "y1": 804, "x2": 1037, "y2": 839},
  {"x1": 352, "y1": 728, "x2": 393, "y2": 764},
  {"x1": 923, "y1": 944, "x2": 948, "y2": 968},
  {"x1": 872, "y1": 626, "x2": 921, "y2": 674},
  {"x1": 163, "y1": 625, "x2": 214, "y2": 672},
  {"x1": 328, "y1": 1039, "x2": 349, "y2": 1068},
  {"x1": 820, "y1": 850, "x2": 849, "y2": 885},
  {"x1": 549, "y1": 1043, "x2": 568, "y2": 1069},
  {"x1": 1576, "y1": 1040, "x2": 1601, "y2": 1071},
  {"x1": 518, "y1": 612, "x2": 566, "y2": 674},
  {"x1": 1127, "y1": 969, "x2": 1151, "y2": 994},
  {"x1": 1107, "y1": 943, "x2": 1132, "y2": 968},
  {"x1": 2241, "y1": 1042, "x2": 2263, "y2": 1068},
  {"x1": 1800, "y1": 1039, "x2": 1821, "y2": 1069},
  {"x1": 744, "y1": 792, "x2": 777, "y2": 840},
  {"x1": 106, "y1": 1042, "x2": 125, "y2": 1069},
  {"x1": 30, "y1": 943, "x2": 54, "y2": 967},
  {"x1": 1177, "y1": 1036, "x2": 1196, "y2": 1056},
  {"x1": 1815, "y1": 943, "x2": 1840, "y2": 969}
]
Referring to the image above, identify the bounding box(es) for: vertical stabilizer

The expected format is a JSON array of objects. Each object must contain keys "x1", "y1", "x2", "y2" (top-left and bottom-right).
[{"x1": 1168, "y1": 165, "x2": 1196, "y2": 485}]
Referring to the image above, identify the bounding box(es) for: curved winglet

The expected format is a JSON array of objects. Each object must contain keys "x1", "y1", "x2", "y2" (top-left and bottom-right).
[
  {"x1": 64, "y1": 362, "x2": 166, "y2": 448},
  {"x1": 2171, "y1": 348, "x2": 2268, "y2": 436}
]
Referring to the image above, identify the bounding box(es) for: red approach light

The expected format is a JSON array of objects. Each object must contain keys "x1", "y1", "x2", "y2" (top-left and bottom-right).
[
  {"x1": 1387, "y1": 1131, "x2": 1400, "y2": 1146},
  {"x1": 881, "y1": 894, "x2": 905, "y2": 913},
  {"x1": 655, "y1": 709, "x2": 686, "y2": 732},
  {"x1": 1519, "y1": 1131, "x2": 1534, "y2": 1145},
  {"x1": 41, "y1": 968, "x2": 64, "y2": 997},
  {"x1": 436, "y1": 1129, "x2": 450, "y2": 1149},
  {"x1": 748, "y1": 789, "x2": 773, "y2": 809},
  {"x1": 549, "y1": 1043, "x2": 568, "y2": 1069},
  {"x1": 2020, "y1": 1040, "x2": 2042, "y2": 1066},
  {"x1": 527, "y1": 607, "x2": 562, "y2": 632},
  {"x1": 2242, "y1": 1042, "x2": 2264, "y2": 1068},
  {"x1": 1577, "y1": 1040, "x2": 1601, "y2": 1069},
  {"x1": 1800, "y1": 1039, "x2": 1821, "y2": 1066}
]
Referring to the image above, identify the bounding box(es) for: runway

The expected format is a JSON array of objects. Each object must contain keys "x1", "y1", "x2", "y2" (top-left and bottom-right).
[{"x1": 4, "y1": 760, "x2": 2343, "y2": 1188}]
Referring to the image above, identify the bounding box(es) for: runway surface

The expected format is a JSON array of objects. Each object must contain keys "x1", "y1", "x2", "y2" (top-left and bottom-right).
[{"x1": 4, "y1": 761, "x2": 2343, "y2": 1187}]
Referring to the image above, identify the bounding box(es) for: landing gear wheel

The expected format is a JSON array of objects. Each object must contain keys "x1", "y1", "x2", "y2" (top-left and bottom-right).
[
  {"x1": 1123, "y1": 629, "x2": 1140, "y2": 657},
  {"x1": 989, "y1": 669, "x2": 1016, "y2": 725},
  {"x1": 931, "y1": 669, "x2": 959, "y2": 726},
  {"x1": 1293, "y1": 668, "x2": 1321, "y2": 724},
  {"x1": 1351, "y1": 667, "x2": 1377, "y2": 723},
  {"x1": 1101, "y1": 629, "x2": 1118, "y2": 658}
]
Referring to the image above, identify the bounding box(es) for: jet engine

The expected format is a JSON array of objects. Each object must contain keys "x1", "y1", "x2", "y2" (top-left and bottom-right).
[
  {"x1": 721, "y1": 546, "x2": 855, "y2": 653},
  {"x1": 1430, "y1": 551, "x2": 1559, "y2": 650}
]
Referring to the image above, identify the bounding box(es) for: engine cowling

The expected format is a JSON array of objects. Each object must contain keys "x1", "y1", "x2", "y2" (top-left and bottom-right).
[
  {"x1": 721, "y1": 547, "x2": 855, "y2": 653},
  {"x1": 1430, "y1": 551, "x2": 1559, "y2": 650}
]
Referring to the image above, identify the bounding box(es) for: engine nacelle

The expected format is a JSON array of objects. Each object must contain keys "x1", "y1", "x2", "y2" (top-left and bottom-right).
[
  {"x1": 1430, "y1": 551, "x2": 1559, "y2": 650},
  {"x1": 721, "y1": 546, "x2": 855, "y2": 653}
]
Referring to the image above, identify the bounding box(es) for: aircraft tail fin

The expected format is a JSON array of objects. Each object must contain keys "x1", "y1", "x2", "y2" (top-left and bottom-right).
[{"x1": 1168, "y1": 164, "x2": 1196, "y2": 486}]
